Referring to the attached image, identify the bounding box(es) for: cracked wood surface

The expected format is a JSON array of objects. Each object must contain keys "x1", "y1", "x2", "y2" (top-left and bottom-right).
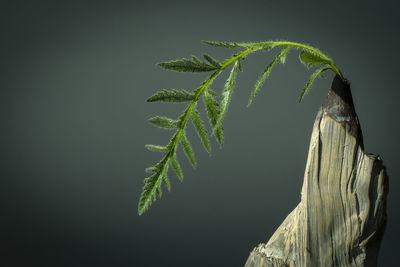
[{"x1": 245, "y1": 76, "x2": 388, "y2": 267}]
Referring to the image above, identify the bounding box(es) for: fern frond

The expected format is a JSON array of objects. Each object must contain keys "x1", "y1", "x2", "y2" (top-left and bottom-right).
[
  {"x1": 248, "y1": 47, "x2": 290, "y2": 106},
  {"x1": 145, "y1": 144, "x2": 169, "y2": 152},
  {"x1": 148, "y1": 116, "x2": 179, "y2": 129},
  {"x1": 139, "y1": 39, "x2": 345, "y2": 215},
  {"x1": 202, "y1": 40, "x2": 249, "y2": 48},
  {"x1": 171, "y1": 154, "x2": 183, "y2": 181},
  {"x1": 192, "y1": 55, "x2": 201, "y2": 64},
  {"x1": 156, "y1": 185, "x2": 162, "y2": 198},
  {"x1": 190, "y1": 106, "x2": 211, "y2": 154},
  {"x1": 157, "y1": 58, "x2": 218, "y2": 72},
  {"x1": 180, "y1": 134, "x2": 196, "y2": 168},
  {"x1": 204, "y1": 89, "x2": 224, "y2": 146},
  {"x1": 206, "y1": 88, "x2": 218, "y2": 97},
  {"x1": 203, "y1": 53, "x2": 221, "y2": 68},
  {"x1": 280, "y1": 49, "x2": 289, "y2": 64},
  {"x1": 147, "y1": 89, "x2": 194, "y2": 103},
  {"x1": 145, "y1": 166, "x2": 159, "y2": 173},
  {"x1": 299, "y1": 50, "x2": 331, "y2": 68},
  {"x1": 202, "y1": 40, "x2": 275, "y2": 50},
  {"x1": 299, "y1": 66, "x2": 331, "y2": 102},
  {"x1": 138, "y1": 156, "x2": 170, "y2": 215},
  {"x1": 213, "y1": 60, "x2": 239, "y2": 134},
  {"x1": 238, "y1": 59, "x2": 243, "y2": 71},
  {"x1": 163, "y1": 175, "x2": 171, "y2": 191}
]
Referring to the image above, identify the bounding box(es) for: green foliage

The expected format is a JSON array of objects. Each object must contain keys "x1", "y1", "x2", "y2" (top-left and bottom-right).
[
  {"x1": 204, "y1": 89, "x2": 224, "y2": 146},
  {"x1": 248, "y1": 48, "x2": 290, "y2": 106},
  {"x1": 202, "y1": 40, "x2": 252, "y2": 48},
  {"x1": 147, "y1": 89, "x2": 194, "y2": 103},
  {"x1": 299, "y1": 50, "x2": 331, "y2": 67},
  {"x1": 163, "y1": 175, "x2": 171, "y2": 191},
  {"x1": 299, "y1": 66, "x2": 331, "y2": 102},
  {"x1": 157, "y1": 57, "x2": 219, "y2": 72},
  {"x1": 148, "y1": 116, "x2": 178, "y2": 129},
  {"x1": 180, "y1": 134, "x2": 196, "y2": 168},
  {"x1": 171, "y1": 154, "x2": 183, "y2": 181},
  {"x1": 145, "y1": 144, "x2": 169, "y2": 152},
  {"x1": 138, "y1": 156, "x2": 170, "y2": 215},
  {"x1": 138, "y1": 39, "x2": 345, "y2": 215},
  {"x1": 203, "y1": 53, "x2": 221, "y2": 68},
  {"x1": 192, "y1": 55, "x2": 201, "y2": 64},
  {"x1": 190, "y1": 106, "x2": 211, "y2": 154},
  {"x1": 213, "y1": 60, "x2": 239, "y2": 134},
  {"x1": 202, "y1": 40, "x2": 275, "y2": 50}
]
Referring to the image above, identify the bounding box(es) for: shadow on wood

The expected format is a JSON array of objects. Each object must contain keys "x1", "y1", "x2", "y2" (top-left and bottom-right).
[{"x1": 245, "y1": 76, "x2": 388, "y2": 267}]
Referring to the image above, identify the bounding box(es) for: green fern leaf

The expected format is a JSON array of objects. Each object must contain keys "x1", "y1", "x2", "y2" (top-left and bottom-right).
[
  {"x1": 156, "y1": 185, "x2": 162, "y2": 198},
  {"x1": 138, "y1": 157, "x2": 169, "y2": 215},
  {"x1": 157, "y1": 58, "x2": 218, "y2": 72},
  {"x1": 190, "y1": 107, "x2": 211, "y2": 154},
  {"x1": 171, "y1": 154, "x2": 183, "y2": 181},
  {"x1": 139, "y1": 39, "x2": 345, "y2": 216},
  {"x1": 280, "y1": 49, "x2": 290, "y2": 64},
  {"x1": 192, "y1": 55, "x2": 201, "y2": 64},
  {"x1": 248, "y1": 47, "x2": 290, "y2": 106},
  {"x1": 202, "y1": 40, "x2": 275, "y2": 50},
  {"x1": 204, "y1": 89, "x2": 224, "y2": 146},
  {"x1": 299, "y1": 50, "x2": 331, "y2": 68},
  {"x1": 238, "y1": 59, "x2": 243, "y2": 71},
  {"x1": 213, "y1": 60, "x2": 239, "y2": 134},
  {"x1": 145, "y1": 144, "x2": 169, "y2": 152},
  {"x1": 147, "y1": 89, "x2": 194, "y2": 103},
  {"x1": 163, "y1": 175, "x2": 171, "y2": 191},
  {"x1": 203, "y1": 54, "x2": 221, "y2": 68},
  {"x1": 180, "y1": 134, "x2": 196, "y2": 168},
  {"x1": 148, "y1": 116, "x2": 178, "y2": 129},
  {"x1": 299, "y1": 66, "x2": 331, "y2": 102},
  {"x1": 202, "y1": 40, "x2": 247, "y2": 48},
  {"x1": 207, "y1": 88, "x2": 219, "y2": 97},
  {"x1": 145, "y1": 166, "x2": 159, "y2": 173}
]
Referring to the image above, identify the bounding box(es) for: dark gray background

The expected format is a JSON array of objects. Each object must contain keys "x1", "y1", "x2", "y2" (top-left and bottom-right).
[{"x1": 1, "y1": 0, "x2": 399, "y2": 266}]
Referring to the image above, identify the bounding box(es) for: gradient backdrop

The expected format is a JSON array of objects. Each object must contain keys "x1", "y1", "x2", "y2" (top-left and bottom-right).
[{"x1": 1, "y1": 0, "x2": 399, "y2": 266}]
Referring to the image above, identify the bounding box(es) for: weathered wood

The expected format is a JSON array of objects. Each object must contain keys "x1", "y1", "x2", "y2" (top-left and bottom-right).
[{"x1": 245, "y1": 76, "x2": 388, "y2": 267}]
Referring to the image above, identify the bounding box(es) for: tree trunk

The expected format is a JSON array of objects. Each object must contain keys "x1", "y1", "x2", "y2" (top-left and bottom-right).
[{"x1": 245, "y1": 76, "x2": 388, "y2": 267}]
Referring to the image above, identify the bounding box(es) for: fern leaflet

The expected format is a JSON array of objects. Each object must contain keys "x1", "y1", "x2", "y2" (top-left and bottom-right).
[
  {"x1": 299, "y1": 50, "x2": 331, "y2": 68},
  {"x1": 147, "y1": 89, "x2": 194, "y2": 103},
  {"x1": 148, "y1": 116, "x2": 178, "y2": 129},
  {"x1": 299, "y1": 66, "x2": 331, "y2": 102},
  {"x1": 180, "y1": 134, "x2": 196, "y2": 168},
  {"x1": 138, "y1": 156, "x2": 170, "y2": 215},
  {"x1": 190, "y1": 106, "x2": 211, "y2": 154},
  {"x1": 203, "y1": 53, "x2": 221, "y2": 68},
  {"x1": 213, "y1": 60, "x2": 239, "y2": 134},
  {"x1": 145, "y1": 144, "x2": 169, "y2": 152},
  {"x1": 157, "y1": 57, "x2": 218, "y2": 72},
  {"x1": 204, "y1": 89, "x2": 224, "y2": 146},
  {"x1": 248, "y1": 48, "x2": 290, "y2": 106},
  {"x1": 171, "y1": 154, "x2": 183, "y2": 181}
]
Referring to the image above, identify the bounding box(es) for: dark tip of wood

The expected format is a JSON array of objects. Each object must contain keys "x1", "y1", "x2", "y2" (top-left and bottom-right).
[
  {"x1": 323, "y1": 75, "x2": 364, "y2": 147},
  {"x1": 323, "y1": 75, "x2": 355, "y2": 115}
]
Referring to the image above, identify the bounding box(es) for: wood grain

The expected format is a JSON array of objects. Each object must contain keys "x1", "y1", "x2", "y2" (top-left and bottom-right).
[{"x1": 245, "y1": 76, "x2": 388, "y2": 267}]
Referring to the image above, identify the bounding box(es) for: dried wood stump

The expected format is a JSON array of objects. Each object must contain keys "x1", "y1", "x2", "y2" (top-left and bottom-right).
[{"x1": 245, "y1": 76, "x2": 388, "y2": 267}]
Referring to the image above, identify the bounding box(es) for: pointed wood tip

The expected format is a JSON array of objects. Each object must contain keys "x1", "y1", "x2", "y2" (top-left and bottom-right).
[
  {"x1": 323, "y1": 75, "x2": 355, "y2": 119},
  {"x1": 323, "y1": 75, "x2": 363, "y2": 147}
]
